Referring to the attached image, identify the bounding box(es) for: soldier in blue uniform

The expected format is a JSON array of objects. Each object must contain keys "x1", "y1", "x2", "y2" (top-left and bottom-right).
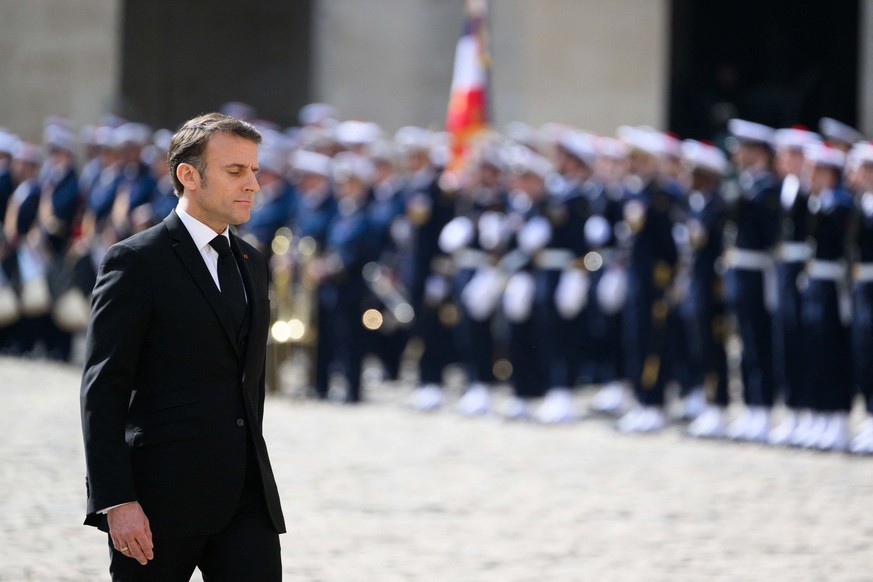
[
  {"x1": 614, "y1": 127, "x2": 680, "y2": 433},
  {"x1": 722, "y1": 119, "x2": 781, "y2": 442},
  {"x1": 0, "y1": 131, "x2": 17, "y2": 231},
  {"x1": 655, "y1": 131, "x2": 708, "y2": 421},
  {"x1": 438, "y1": 148, "x2": 507, "y2": 416},
  {"x1": 309, "y1": 153, "x2": 374, "y2": 403},
  {"x1": 39, "y1": 125, "x2": 80, "y2": 248},
  {"x1": 288, "y1": 150, "x2": 337, "y2": 399},
  {"x1": 37, "y1": 125, "x2": 83, "y2": 360},
  {"x1": 794, "y1": 143, "x2": 853, "y2": 451},
  {"x1": 847, "y1": 141, "x2": 873, "y2": 453},
  {"x1": 587, "y1": 137, "x2": 632, "y2": 416},
  {"x1": 362, "y1": 141, "x2": 409, "y2": 381},
  {"x1": 106, "y1": 123, "x2": 157, "y2": 241},
  {"x1": 767, "y1": 127, "x2": 819, "y2": 445},
  {"x1": 289, "y1": 150, "x2": 337, "y2": 250},
  {"x1": 500, "y1": 148, "x2": 554, "y2": 420},
  {"x1": 77, "y1": 125, "x2": 114, "y2": 212},
  {"x1": 2, "y1": 143, "x2": 45, "y2": 356},
  {"x1": 530, "y1": 131, "x2": 598, "y2": 423},
  {"x1": 394, "y1": 127, "x2": 458, "y2": 412},
  {"x1": 80, "y1": 143, "x2": 121, "y2": 240},
  {"x1": 79, "y1": 125, "x2": 140, "y2": 248},
  {"x1": 0, "y1": 131, "x2": 17, "y2": 352},
  {"x1": 142, "y1": 129, "x2": 178, "y2": 228},
  {"x1": 676, "y1": 140, "x2": 731, "y2": 438}
]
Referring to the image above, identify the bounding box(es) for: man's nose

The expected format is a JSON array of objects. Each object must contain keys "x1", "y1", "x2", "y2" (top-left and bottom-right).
[{"x1": 245, "y1": 171, "x2": 259, "y2": 192}]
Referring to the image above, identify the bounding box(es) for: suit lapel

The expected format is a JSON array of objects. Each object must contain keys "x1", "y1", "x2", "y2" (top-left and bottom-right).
[{"x1": 163, "y1": 212, "x2": 242, "y2": 358}]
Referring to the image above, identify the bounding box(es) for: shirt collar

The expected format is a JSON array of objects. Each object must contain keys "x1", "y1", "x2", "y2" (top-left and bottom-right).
[{"x1": 175, "y1": 207, "x2": 229, "y2": 251}]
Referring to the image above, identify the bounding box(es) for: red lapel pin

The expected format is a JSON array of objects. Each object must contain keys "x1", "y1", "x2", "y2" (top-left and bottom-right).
[{"x1": 243, "y1": 254, "x2": 249, "y2": 260}]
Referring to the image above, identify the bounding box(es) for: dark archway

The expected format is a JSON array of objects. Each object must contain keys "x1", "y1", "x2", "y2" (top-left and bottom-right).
[{"x1": 669, "y1": 0, "x2": 859, "y2": 141}]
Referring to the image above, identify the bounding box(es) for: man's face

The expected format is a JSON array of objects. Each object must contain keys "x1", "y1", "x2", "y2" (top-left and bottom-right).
[
  {"x1": 12, "y1": 159, "x2": 37, "y2": 182},
  {"x1": 660, "y1": 155, "x2": 682, "y2": 179},
  {"x1": 374, "y1": 160, "x2": 393, "y2": 183},
  {"x1": 297, "y1": 172, "x2": 328, "y2": 195},
  {"x1": 560, "y1": 153, "x2": 591, "y2": 180},
  {"x1": 733, "y1": 142, "x2": 769, "y2": 171},
  {"x1": 595, "y1": 155, "x2": 626, "y2": 184},
  {"x1": 628, "y1": 150, "x2": 656, "y2": 178},
  {"x1": 183, "y1": 133, "x2": 260, "y2": 232},
  {"x1": 854, "y1": 162, "x2": 873, "y2": 192},
  {"x1": 803, "y1": 162, "x2": 837, "y2": 195},
  {"x1": 480, "y1": 164, "x2": 500, "y2": 188},
  {"x1": 337, "y1": 177, "x2": 366, "y2": 200},
  {"x1": 776, "y1": 148, "x2": 804, "y2": 178},
  {"x1": 49, "y1": 148, "x2": 72, "y2": 168},
  {"x1": 520, "y1": 172, "x2": 545, "y2": 200},
  {"x1": 404, "y1": 150, "x2": 429, "y2": 173}
]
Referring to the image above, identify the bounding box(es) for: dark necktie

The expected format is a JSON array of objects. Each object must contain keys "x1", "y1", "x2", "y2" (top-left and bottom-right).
[{"x1": 209, "y1": 235, "x2": 246, "y2": 332}]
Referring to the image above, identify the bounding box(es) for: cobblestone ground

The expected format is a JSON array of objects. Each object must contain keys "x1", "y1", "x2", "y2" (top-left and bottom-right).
[{"x1": 3, "y1": 354, "x2": 873, "y2": 582}]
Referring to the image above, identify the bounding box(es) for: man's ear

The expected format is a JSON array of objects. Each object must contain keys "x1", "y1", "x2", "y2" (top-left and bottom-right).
[{"x1": 176, "y1": 163, "x2": 200, "y2": 192}]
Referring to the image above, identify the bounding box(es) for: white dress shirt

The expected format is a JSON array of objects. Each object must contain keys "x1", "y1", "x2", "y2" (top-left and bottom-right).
[{"x1": 175, "y1": 206, "x2": 230, "y2": 291}]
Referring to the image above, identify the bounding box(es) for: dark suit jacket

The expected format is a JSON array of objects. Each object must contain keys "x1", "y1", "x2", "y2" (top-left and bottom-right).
[{"x1": 80, "y1": 210, "x2": 285, "y2": 538}]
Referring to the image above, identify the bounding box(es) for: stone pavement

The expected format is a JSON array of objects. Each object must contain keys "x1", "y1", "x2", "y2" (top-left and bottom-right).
[{"x1": 2, "y1": 354, "x2": 873, "y2": 582}]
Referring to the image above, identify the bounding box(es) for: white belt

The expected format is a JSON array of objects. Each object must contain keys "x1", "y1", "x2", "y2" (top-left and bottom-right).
[
  {"x1": 807, "y1": 260, "x2": 846, "y2": 281},
  {"x1": 454, "y1": 248, "x2": 489, "y2": 270},
  {"x1": 776, "y1": 242, "x2": 811, "y2": 263},
  {"x1": 724, "y1": 248, "x2": 772, "y2": 271},
  {"x1": 854, "y1": 263, "x2": 873, "y2": 283},
  {"x1": 534, "y1": 248, "x2": 575, "y2": 270}
]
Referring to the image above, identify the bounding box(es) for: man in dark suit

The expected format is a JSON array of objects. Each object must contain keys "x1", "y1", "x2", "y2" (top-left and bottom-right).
[{"x1": 80, "y1": 113, "x2": 285, "y2": 581}]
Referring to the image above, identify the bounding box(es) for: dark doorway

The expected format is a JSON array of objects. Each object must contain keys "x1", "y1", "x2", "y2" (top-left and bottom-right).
[
  {"x1": 120, "y1": 0, "x2": 312, "y2": 129},
  {"x1": 669, "y1": 0, "x2": 859, "y2": 142}
]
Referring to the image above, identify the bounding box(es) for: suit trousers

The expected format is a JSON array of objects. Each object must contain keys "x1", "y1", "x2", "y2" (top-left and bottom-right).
[{"x1": 108, "y1": 446, "x2": 281, "y2": 582}]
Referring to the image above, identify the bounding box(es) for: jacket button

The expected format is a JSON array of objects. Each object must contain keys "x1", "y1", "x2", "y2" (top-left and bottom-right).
[
  {"x1": 241, "y1": 373, "x2": 246, "y2": 384},
  {"x1": 236, "y1": 418, "x2": 245, "y2": 428}
]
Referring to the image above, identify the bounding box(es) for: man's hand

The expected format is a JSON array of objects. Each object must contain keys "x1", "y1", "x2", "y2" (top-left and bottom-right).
[{"x1": 107, "y1": 502, "x2": 154, "y2": 565}]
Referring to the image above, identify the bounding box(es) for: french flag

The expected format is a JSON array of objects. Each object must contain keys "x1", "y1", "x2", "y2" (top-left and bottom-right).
[{"x1": 446, "y1": 0, "x2": 489, "y2": 171}]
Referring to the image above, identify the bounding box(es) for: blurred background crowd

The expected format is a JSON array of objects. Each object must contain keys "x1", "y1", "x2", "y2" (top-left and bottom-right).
[
  {"x1": 3, "y1": 103, "x2": 873, "y2": 456},
  {"x1": 4, "y1": 0, "x2": 873, "y2": 457}
]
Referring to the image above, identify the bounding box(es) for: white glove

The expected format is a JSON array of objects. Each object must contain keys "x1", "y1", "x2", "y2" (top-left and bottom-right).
[
  {"x1": 424, "y1": 275, "x2": 451, "y2": 307},
  {"x1": 503, "y1": 271, "x2": 536, "y2": 323},
  {"x1": 584, "y1": 215, "x2": 611, "y2": 247},
  {"x1": 555, "y1": 268, "x2": 589, "y2": 319},
  {"x1": 462, "y1": 267, "x2": 506, "y2": 321},
  {"x1": 390, "y1": 218, "x2": 413, "y2": 246},
  {"x1": 597, "y1": 267, "x2": 628, "y2": 314},
  {"x1": 479, "y1": 211, "x2": 508, "y2": 250},
  {"x1": 438, "y1": 216, "x2": 475, "y2": 253},
  {"x1": 518, "y1": 216, "x2": 552, "y2": 254}
]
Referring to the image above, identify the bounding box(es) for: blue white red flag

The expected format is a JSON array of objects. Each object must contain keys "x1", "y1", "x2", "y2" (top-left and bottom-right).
[{"x1": 446, "y1": 0, "x2": 489, "y2": 172}]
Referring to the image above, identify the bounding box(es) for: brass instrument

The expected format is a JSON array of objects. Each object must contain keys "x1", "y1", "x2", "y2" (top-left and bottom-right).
[
  {"x1": 265, "y1": 227, "x2": 319, "y2": 394},
  {"x1": 360, "y1": 261, "x2": 415, "y2": 333}
]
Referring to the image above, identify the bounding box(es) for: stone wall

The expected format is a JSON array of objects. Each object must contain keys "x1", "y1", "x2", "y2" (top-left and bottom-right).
[
  {"x1": 0, "y1": 0, "x2": 120, "y2": 141},
  {"x1": 313, "y1": 0, "x2": 669, "y2": 134},
  {"x1": 312, "y1": 0, "x2": 465, "y2": 130},
  {"x1": 4, "y1": 0, "x2": 870, "y2": 141}
]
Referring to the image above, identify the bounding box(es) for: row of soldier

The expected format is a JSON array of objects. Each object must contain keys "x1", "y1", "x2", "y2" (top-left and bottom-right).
[
  {"x1": 0, "y1": 118, "x2": 178, "y2": 361},
  {"x1": 1, "y1": 104, "x2": 872, "y2": 455}
]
